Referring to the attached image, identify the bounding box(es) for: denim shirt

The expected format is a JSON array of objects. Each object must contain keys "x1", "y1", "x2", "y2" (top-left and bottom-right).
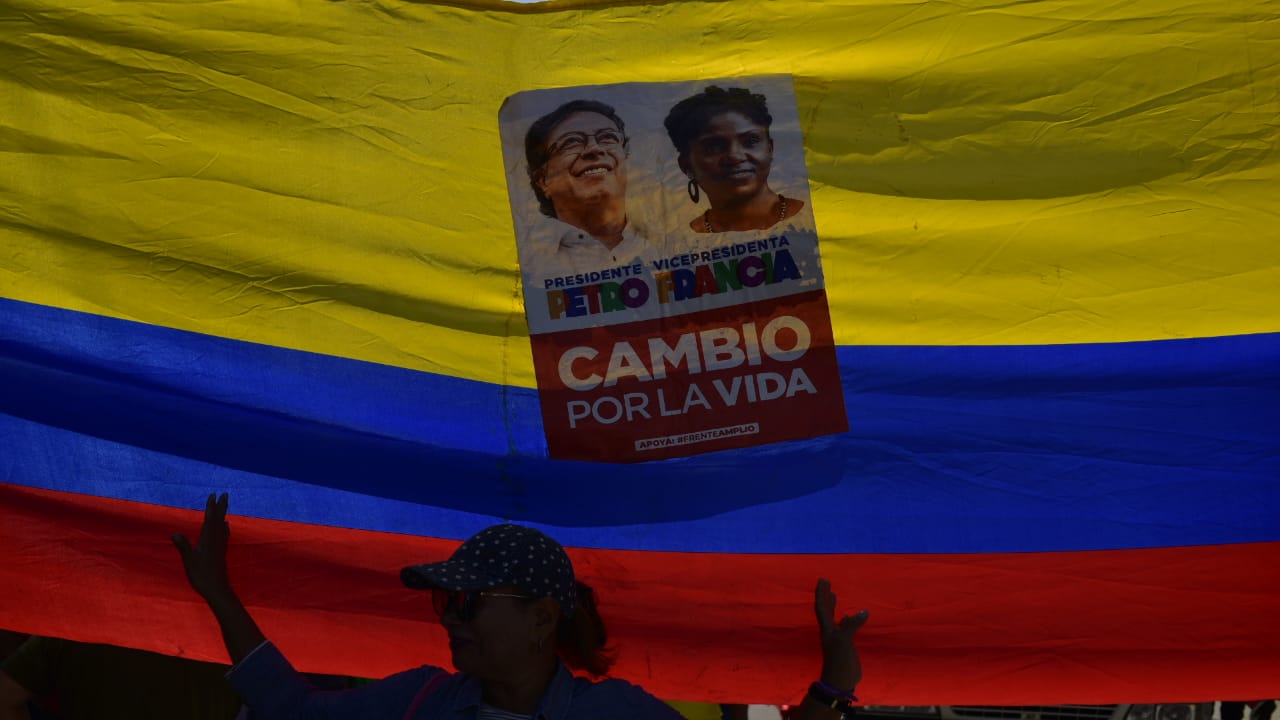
[{"x1": 227, "y1": 642, "x2": 685, "y2": 720}]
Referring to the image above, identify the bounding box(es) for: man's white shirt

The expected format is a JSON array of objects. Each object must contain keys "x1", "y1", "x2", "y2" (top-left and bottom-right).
[{"x1": 520, "y1": 216, "x2": 657, "y2": 287}]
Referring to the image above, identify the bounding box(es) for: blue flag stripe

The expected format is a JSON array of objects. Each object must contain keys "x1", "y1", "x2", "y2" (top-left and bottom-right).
[{"x1": 2, "y1": 296, "x2": 1277, "y2": 554}]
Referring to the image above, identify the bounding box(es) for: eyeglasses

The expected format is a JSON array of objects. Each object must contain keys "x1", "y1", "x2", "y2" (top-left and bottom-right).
[
  {"x1": 431, "y1": 588, "x2": 535, "y2": 622},
  {"x1": 546, "y1": 128, "x2": 625, "y2": 158}
]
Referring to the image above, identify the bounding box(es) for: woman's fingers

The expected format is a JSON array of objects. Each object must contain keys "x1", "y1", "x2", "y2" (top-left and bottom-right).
[
  {"x1": 814, "y1": 578, "x2": 837, "y2": 634},
  {"x1": 838, "y1": 609, "x2": 871, "y2": 638},
  {"x1": 196, "y1": 493, "x2": 230, "y2": 552},
  {"x1": 171, "y1": 532, "x2": 192, "y2": 562},
  {"x1": 173, "y1": 494, "x2": 234, "y2": 600}
]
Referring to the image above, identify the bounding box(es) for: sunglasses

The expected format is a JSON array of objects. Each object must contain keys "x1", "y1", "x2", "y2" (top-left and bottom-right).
[{"x1": 431, "y1": 588, "x2": 534, "y2": 622}]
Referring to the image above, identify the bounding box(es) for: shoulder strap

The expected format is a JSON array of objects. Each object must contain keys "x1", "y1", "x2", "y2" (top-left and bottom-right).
[{"x1": 402, "y1": 670, "x2": 451, "y2": 720}]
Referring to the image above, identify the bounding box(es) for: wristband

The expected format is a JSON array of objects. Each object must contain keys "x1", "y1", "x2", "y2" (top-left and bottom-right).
[
  {"x1": 814, "y1": 679, "x2": 856, "y2": 700},
  {"x1": 808, "y1": 681, "x2": 858, "y2": 716}
]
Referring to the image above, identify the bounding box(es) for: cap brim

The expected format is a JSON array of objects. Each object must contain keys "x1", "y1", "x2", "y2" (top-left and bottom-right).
[{"x1": 400, "y1": 560, "x2": 501, "y2": 591}]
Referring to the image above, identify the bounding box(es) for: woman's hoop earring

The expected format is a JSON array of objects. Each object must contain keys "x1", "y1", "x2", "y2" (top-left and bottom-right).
[{"x1": 687, "y1": 178, "x2": 700, "y2": 203}]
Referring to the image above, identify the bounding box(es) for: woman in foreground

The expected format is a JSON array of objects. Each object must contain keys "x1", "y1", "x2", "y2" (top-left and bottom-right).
[{"x1": 174, "y1": 494, "x2": 868, "y2": 720}]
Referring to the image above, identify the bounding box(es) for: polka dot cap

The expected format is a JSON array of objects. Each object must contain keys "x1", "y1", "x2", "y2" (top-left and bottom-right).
[{"x1": 401, "y1": 524, "x2": 577, "y2": 617}]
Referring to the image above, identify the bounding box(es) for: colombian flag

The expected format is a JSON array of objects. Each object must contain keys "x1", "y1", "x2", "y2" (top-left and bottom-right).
[{"x1": 2, "y1": 0, "x2": 1278, "y2": 705}]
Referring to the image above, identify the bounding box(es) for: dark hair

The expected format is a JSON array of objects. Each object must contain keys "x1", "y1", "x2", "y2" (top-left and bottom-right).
[
  {"x1": 555, "y1": 581, "x2": 615, "y2": 677},
  {"x1": 663, "y1": 86, "x2": 773, "y2": 156},
  {"x1": 524, "y1": 100, "x2": 627, "y2": 219}
]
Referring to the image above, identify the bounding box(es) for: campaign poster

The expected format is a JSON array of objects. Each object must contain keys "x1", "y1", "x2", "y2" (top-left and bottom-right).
[{"x1": 499, "y1": 76, "x2": 848, "y2": 462}]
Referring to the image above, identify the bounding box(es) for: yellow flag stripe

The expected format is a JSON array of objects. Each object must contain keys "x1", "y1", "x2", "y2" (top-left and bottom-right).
[{"x1": 2, "y1": 0, "x2": 1277, "y2": 387}]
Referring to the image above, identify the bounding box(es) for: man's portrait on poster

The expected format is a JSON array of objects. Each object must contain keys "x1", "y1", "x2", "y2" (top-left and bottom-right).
[{"x1": 520, "y1": 99, "x2": 656, "y2": 282}]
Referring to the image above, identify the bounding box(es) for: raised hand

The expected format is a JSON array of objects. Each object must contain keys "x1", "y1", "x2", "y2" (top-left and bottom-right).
[
  {"x1": 170, "y1": 492, "x2": 265, "y2": 663},
  {"x1": 813, "y1": 578, "x2": 869, "y2": 692},
  {"x1": 172, "y1": 492, "x2": 233, "y2": 602}
]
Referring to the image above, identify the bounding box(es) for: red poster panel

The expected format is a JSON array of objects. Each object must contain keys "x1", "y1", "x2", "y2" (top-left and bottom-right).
[{"x1": 531, "y1": 290, "x2": 846, "y2": 461}]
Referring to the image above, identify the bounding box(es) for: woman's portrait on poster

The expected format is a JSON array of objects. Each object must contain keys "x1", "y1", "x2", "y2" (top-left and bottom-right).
[{"x1": 664, "y1": 86, "x2": 806, "y2": 234}]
